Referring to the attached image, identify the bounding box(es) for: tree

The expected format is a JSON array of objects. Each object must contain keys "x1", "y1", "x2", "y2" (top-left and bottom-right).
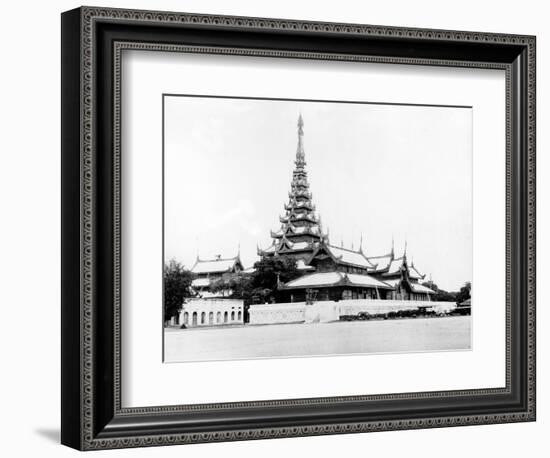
[
  {"x1": 163, "y1": 259, "x2": 194, "y2": 321},
  {"x1": 252, "y1": 256, "x2": 299, "y2": 290},
  {"x1": 456, "y1": 281, "x2": 471, "y2": 305},
  {"x1": 422, "y1": 281, "x2": 457, "y2": 302},
  {"x1": 210, "y1": 273, "x2": 256, "y2": 303},
  {"x1": 213, "y1": 257, "x2": 300, "y2": 305},
  {"x1": 422, "y1": 280, "x2": 472, "y2": 304}
]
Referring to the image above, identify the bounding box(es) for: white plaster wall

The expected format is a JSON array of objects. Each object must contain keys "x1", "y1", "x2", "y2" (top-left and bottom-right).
[
  {"x1": 338, "y1": 299, "x2": 456, "y2": 315},
  {"x1": 180, "y1": 299, "x2": 244, "y2": 326},
  {"x1": 248, "y1": 302, "x2": 307, "y2": 324},
  {"x1": 249, "y1": 299, "x2": 457, "y2": 324}
]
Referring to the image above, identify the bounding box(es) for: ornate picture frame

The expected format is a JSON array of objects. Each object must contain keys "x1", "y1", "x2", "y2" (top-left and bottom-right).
[{"x1": 61, "y1": 6, "x2": 536, "y2": 450}]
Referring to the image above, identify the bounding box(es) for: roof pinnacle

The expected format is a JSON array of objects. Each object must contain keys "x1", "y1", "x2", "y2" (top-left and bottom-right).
[
  {"x1": 295, "y1": 114, "x2": 305, "y2": 167},
  {"x1": 196, "y1": 237, "x2": 200, "y2": 261}
]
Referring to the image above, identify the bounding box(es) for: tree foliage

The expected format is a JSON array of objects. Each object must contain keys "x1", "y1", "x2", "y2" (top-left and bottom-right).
[
  {"x1": 422, "y1": 280, "x2": 472, "y2": 304},
  {"x1": 456, "y1": 281, "x2": 471, "y2": 305},
  {"x1": 163, "y1": 259, "x2": 194, "y2": 320},
  {"x1": 212, "y1": 257, "x2": 300, "y2": 305}
]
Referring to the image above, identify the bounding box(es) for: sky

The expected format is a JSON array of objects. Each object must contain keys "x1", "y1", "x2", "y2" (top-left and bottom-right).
[{"x1": 164, "y1": 95, "x2": 472, "y2": 291}]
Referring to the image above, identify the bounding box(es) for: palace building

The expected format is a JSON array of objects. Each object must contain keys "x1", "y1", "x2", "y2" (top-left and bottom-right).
[
  {"x1": 190, "y1": 254, "x2": 244, "y2": 297},
  {"x1": 179, "y1": 254, "x2": 245, "y2": 328},
  {"x1": 258, "y1": 115, "x2": 435, "y2": 303}
]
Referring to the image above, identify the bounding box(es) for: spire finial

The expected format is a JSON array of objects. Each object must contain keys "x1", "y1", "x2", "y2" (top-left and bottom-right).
[
  {"x1": 404, "y1": 239, "x2": 408, "y2": 258},
  {"x1": 295, "y1": 114, "x2": 305, "y2": 167},
  {"x1": 360, "y1": 233, "x2": 364, "y2": 253},
  {"x1": 391, "y1": 235, "x2": 395, "y2": 257}
]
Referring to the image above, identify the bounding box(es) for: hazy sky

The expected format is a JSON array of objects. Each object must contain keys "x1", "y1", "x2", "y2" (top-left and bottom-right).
[{"x1": 164, "y1": 95, "x2": 472, "y2": 291}]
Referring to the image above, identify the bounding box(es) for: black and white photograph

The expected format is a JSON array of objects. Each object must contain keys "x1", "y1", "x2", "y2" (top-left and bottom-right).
[
  {"x1": 163, "y1": 95, "x2": 473, "y2": 363},
  {"x1": 0, "y1": 0, "x2": 543, "y2": 454}
]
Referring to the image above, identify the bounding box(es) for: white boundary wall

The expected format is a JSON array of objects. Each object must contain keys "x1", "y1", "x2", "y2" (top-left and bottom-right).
[
  {"x1": 179, "y1": 299, "x2": 244, "y2": 327},
  {"x1": 248, "y1": 303, "x2": 306, "y2": 324},
  {"x1": 248, "y1": 299, "x2": 457, "y2": 325},
  {"x1": 337, "y1": 299, "x2": 456, "y2": 315}
]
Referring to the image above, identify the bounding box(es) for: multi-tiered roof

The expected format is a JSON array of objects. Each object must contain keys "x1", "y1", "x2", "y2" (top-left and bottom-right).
[
  {"x1": 258, "y1": 115, "x2": 435, "y2": 300},
  {"x1": 259, "y1": 115, "x2": 325, "y2": 263}
]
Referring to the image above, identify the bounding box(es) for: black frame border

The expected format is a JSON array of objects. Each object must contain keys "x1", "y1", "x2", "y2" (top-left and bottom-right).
[{"x1": 61, "y1": 6, "x2": 536, "y2": 450}]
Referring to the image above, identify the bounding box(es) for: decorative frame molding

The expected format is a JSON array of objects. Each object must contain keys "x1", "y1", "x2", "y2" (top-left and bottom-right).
[{"x1": 61, "y1": 6, "x2": 536, "y2": 450}]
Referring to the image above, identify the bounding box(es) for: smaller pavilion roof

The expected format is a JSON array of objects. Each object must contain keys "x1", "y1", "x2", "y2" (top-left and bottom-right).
[
  {"x1": 381, "y1": 278, "x2": 401, "y2": 288},
  {"x1": 367, "y1": 253, "x2": 393, "y2": 271},
  {"x1": 410, "y1": 283, "x2": 435, "y2": 294},
  {"x1": 408, "y1": 264, "x2": 425, "y2": 280},
  {"x1": 281, "y1": 271, "x2": 392, "y2": 290},
  {"x1": 326, "y1": 245, "x2": 375, "y2": 269},
  {"x1": 386, "y1": 257, "x2": 406, "y2": 275},
  {"x1": 191, "y1": 256, "x2": 241, "y2": 275}
]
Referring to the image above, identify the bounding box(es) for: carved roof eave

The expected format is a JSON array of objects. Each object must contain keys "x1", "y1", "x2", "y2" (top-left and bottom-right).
[
  {"x1": 278, "y1": 277, "x2": 347, "y2": 291},
  {"x1": 277, "y1": 245, "x2": 316, "y2": 254},
  {"x1": 279, "y1": 273, "x2": 394, "y2": 291},
  {"x1": 288, "y1": 191, "x2": 312, "y2": 199},
  {"x1": 285, "y1": 202, "x2": 315, "y2": 211},
  {"x1": 280, "y1": 215, "x2": 318, "y2": 224},
  {"x1": 272, "y1": 233, "x2": 322, "y2": 240}
]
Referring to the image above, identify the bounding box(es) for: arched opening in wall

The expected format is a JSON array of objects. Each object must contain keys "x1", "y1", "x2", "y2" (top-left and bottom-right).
[
  {"x1": 224, "y1": 311, "x2": 228, "y2": 323},
  {"x1": 216, "y1": 311, "x2": 221, "y2": 323},
  {"x1": 201, "y1": 312, "x2": 206, "y2": 324},
  {"x1": 238, "y1": 311, "x2": 242, "y2": 321},
  {"x1": 183, "y1": 312, "x2": 189, "y2": 325},
  {"x1": 192, "y1": 312, "x2": 197, "y2": 326},
  {"x1": 209, "y1": 311, "x2": 214, "y2": 325},
  {"x1": 231, "y1": 311, "x2": 235, "y2": 321}
]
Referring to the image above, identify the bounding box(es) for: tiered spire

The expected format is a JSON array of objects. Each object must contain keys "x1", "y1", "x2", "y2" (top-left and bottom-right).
[{"x1": 259, "y1": 115, "x2": 324, "y2": 259}]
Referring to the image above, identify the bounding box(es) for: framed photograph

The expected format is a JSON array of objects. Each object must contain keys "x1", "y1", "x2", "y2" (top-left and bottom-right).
[{"x1": 61, "y1": 6, "x2": 536, "y2": 450}]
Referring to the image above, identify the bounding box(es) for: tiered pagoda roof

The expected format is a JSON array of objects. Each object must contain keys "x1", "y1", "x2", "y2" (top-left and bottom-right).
[
  {"x1": 258, "y1": 115, "x2": 326, "y2": 260},
  {"x1": 257, "y1": 115, "x2": 435, "y2": 300}
]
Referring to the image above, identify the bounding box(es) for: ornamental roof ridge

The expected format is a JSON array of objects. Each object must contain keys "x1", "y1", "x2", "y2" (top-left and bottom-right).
[
  {"x1": 367, "y1": 252, "x2": 394, "y2": 260},
  {"x1": 194, "y1": 254, "x2": 240, "y2": 263},
  {"x1": 326, "y1": 242, "x2": 365, "y2": 255}
]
